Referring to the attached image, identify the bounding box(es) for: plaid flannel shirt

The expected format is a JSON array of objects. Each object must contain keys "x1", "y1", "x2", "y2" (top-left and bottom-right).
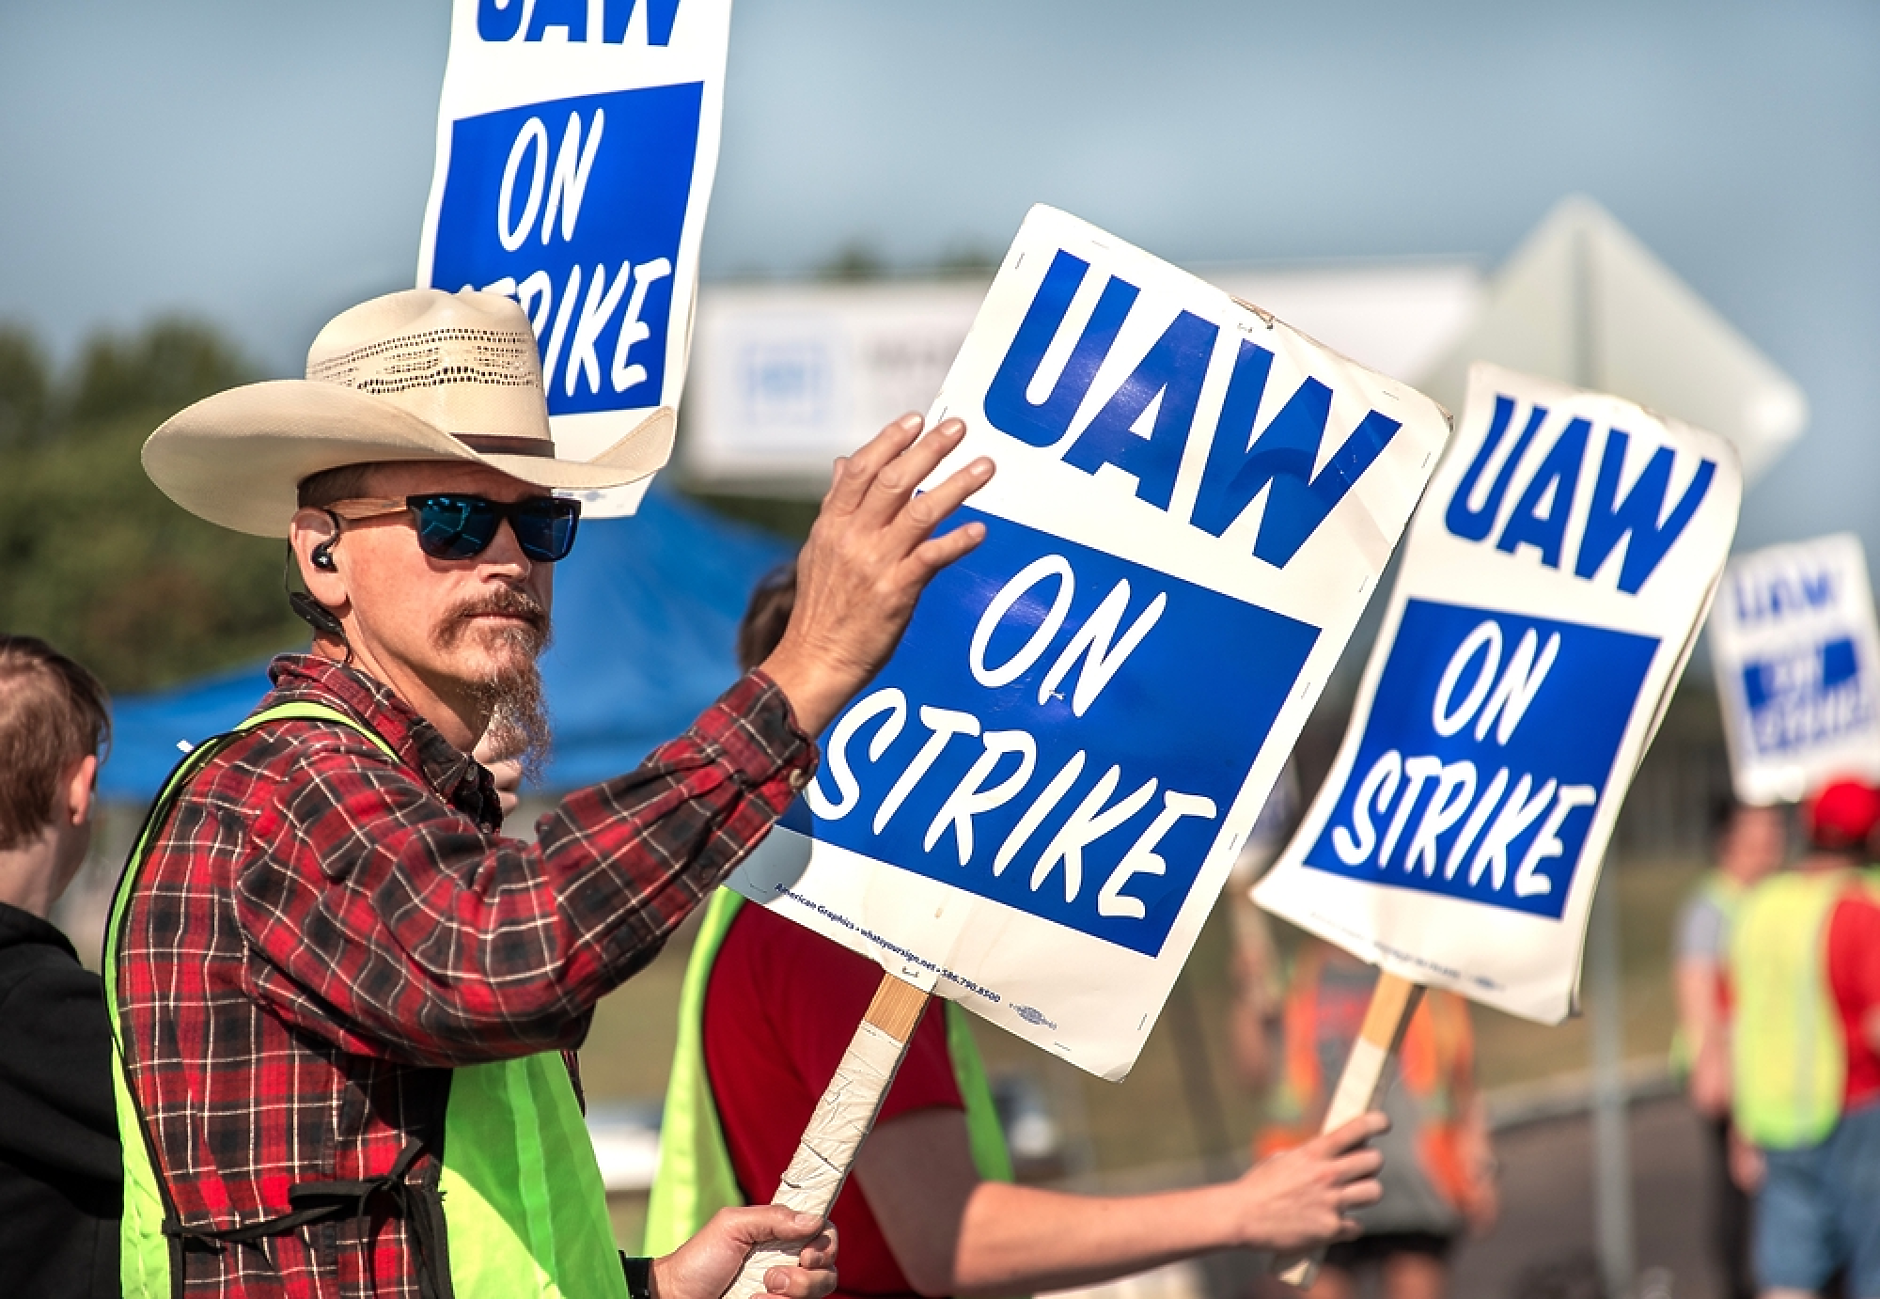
[{"x1": 114, "y1": 653, "x2": 814, "y2": 1298}]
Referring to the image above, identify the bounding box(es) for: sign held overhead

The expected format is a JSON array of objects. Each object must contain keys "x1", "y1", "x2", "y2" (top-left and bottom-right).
[
  {"x1": 418, "y1": 0, "x2": 732, "y2": 512},
  {"x1": 1708, "y1": 534, "x2": 1880, "y2": 805},
  {"x1": 725, "y1": 205, "x2": 1452, "y2": 1080}
]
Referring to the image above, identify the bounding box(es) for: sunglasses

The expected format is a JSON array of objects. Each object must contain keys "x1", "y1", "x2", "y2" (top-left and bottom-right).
[{"x1": 327, "y1": 494, "x2": 582, "y2": 563}]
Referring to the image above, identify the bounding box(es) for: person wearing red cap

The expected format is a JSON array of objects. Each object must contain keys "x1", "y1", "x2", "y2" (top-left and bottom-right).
[{"x1": 1726, "y1": 778, "x2": 1880, "y2": 1299}]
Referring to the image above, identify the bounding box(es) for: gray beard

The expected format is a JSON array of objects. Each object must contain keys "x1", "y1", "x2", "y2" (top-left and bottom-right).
[
  {"x1": 470, "y1": 653, "x2": 553, "y2": 788},
  {"x1": 434, "y1": 593, "x2": 554, "y2": 788}
]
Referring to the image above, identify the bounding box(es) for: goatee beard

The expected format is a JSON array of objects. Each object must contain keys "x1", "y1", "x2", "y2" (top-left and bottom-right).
[
  {"x1": 472, "y1": 664, "x2": 552, "y2": 788},
  {"x1": 440, "y1": 590, "x2": 554, "y2": 786}
]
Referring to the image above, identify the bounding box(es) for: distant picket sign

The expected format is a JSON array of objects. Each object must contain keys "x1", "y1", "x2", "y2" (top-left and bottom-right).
[
  {"x1": 1255, "y1": 363, "x2": 1741, "y2": 1025},
  {"x1": 417, "y1": 0, "x2": 731, "y2": 513},
  {"x1": 1708, "y1": 534, "x2": 1880, "y2": 805},
  {"x1": 723, "y1": 205, "x2": 1451, "y2": 1080}
]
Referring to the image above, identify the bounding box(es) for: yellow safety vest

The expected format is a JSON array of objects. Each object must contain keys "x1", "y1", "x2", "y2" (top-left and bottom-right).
[
  {"x1": 107, "y1": 703, "x2": 625, "y2": 1298},
  {"x1": 1728, "y1": 869, "x2": 1853, "y2": 1150}
]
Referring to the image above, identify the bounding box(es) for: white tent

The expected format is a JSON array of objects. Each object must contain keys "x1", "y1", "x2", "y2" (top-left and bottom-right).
[{"x1": 1420, "y1": 195, "x2": 1806, "y2": 485}]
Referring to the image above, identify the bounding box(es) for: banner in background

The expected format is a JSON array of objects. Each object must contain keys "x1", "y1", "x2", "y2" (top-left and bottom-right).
[
  {"x1": 679, "y1": 265, "x2": 1481, "y2": 495},
  {"x1": 418, "y1": 0, "x2": 732, "y2": 513},
  {"x1": 1256, "y1": 363, "x2": 1741, "y2": 1025},
  {"x1": 726, "y1": 205, "x2": 1451, "y2": 1080},
  {"x1": 1708, "y1": 534, "x2": 1880, "y2": 805}
]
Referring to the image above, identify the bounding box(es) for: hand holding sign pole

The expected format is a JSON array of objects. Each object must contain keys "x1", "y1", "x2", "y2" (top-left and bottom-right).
[
  {"x1": 723, "y1": 971, "x2": 931, "y2": 1299},
  {"x1": 1270, "y1": 973, "x2": 1422, "y2": 1286},
  {"x1": 1256, "y1": 362, "x2": 1740, "y2": 1285},
  {"x1": 703, "y1": 206, "x2": 1451, "y2": 1297}
]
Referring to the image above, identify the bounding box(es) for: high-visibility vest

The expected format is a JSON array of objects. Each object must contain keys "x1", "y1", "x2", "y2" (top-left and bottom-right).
[
  {"x1": 1257, "y1": 947, "x2": 1477, "y2": 1212},
  {"x1": 105, "y1": 702, "x2": 625, "y2": 1298},
  {"x1": 644, "y1": 890, "x2": 1014, "y2": 1261},
  {"x1": 1728, "y1": 868, "x2": 1856, "y2": 1150}
]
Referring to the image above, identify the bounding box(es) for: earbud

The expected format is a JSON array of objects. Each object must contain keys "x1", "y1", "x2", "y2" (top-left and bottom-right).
[{"x1": 311, "y1": 540, "x2": 337, "y2": 571}]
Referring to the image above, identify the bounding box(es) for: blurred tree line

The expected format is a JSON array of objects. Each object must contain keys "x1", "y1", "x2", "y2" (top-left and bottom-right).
[{"x1": 0, "y1": 320, "x2": 304, "y2": 693}]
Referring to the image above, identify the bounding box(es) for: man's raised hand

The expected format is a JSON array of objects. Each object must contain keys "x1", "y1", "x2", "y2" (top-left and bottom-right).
[{"x1": 761, "y1": 413, "x2": 994, "y2": 734}]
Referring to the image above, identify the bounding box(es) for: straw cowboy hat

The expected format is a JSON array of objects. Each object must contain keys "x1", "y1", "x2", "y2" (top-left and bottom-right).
[{"x1": 143, "y1": 288, "x2": 674, "y2": 537}]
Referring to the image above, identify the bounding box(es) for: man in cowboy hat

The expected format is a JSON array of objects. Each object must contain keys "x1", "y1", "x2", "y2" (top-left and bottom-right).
[{"x1": 111, "y1": 287, "x2": 993, "y2": 1299}]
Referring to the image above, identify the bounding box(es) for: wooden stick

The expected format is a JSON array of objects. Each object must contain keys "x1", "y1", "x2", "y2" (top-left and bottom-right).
[
  {"x1": 1272, "y1": 971, "x2": 1424, "y2": 1290},
  {"x1": 721, "y1": 970, "x2": 931, "y2": 1299}
]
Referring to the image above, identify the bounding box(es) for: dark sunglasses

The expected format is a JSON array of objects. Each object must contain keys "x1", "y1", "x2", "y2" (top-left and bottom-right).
[{"x1": 327, "y1": 494, "x2": 582, "y2": 563}]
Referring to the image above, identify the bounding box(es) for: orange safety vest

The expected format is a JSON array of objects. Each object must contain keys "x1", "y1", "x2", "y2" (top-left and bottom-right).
[{"x1": 1257, "y1": 946, "x2": 1478, "y2": 1211}]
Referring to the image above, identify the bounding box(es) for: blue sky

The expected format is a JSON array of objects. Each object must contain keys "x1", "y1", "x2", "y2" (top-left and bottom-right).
[{"x1": 1, "y1": 0, "x2": 1875, "y2": 557}]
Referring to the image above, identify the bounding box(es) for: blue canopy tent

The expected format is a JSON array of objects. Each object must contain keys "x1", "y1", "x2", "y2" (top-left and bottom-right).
[{"x1": 99, "y1": 491, "x2": 790, "y2": 801}]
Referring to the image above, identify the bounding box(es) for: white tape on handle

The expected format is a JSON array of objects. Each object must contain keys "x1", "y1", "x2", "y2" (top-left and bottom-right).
[{"x1": 721, "y1": 1021, "x2": 910, "y2": 1299}]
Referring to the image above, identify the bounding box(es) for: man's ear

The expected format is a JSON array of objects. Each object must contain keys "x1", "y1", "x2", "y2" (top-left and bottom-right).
[
  {"x1": 63, "y1": 754, "x2": 98, "y2": 828},
  {"x1": 289, "y1": 508, "x2": 349, "y2": 609}
]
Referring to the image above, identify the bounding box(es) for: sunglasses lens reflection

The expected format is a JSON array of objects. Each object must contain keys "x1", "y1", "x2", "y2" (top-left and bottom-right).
[{"x1": 409, "y1": 496, "x2": 579, "y2": 563}]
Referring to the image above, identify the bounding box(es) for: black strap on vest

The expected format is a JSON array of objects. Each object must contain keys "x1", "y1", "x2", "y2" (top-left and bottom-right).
[
  {"x1": 164, "y1": 1137, "x2": 426, "y2": 1249},
  {"x1": 113, "y1": 713, "x2": 452, "y2": 1299},
  {"x1": 161, "y1": 1137, "x2": 450, "y2": 1299}
]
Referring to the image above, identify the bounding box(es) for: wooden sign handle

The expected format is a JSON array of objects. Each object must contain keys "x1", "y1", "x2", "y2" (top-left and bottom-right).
[
  {"x1": 1272, "y1": 971, "x2": 1424, "y2": 1290},
  {"x1": 721, "y1": 971, "x2": 931, "y2": 1299}
]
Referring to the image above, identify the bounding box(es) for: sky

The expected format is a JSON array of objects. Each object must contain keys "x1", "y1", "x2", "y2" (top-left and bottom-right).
[{"x1": 1, "y1": 0, "x2": 1876, "y2": 558}]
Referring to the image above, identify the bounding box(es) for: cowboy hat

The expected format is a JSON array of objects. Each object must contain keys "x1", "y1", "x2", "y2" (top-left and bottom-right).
[{"x1": 142, "y1": 288, "x2": 674, "y2": 537}]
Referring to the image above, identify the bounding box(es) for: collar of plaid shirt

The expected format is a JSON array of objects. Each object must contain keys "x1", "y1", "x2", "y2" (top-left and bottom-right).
[
  {"x1": 114, "y1": 651, "x2": 812, "y2": 1298},
  {"x1": 282, "y1": 652, "x2": 494, "y2": 808}
]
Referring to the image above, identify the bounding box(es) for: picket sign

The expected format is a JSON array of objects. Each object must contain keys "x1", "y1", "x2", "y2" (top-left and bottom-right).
[
  {"x1": 708, "y1": 205, "x2": 1450, "y2": 1296},
  {"x1": 1707, "y1": 534, "x2": 1880, "y2": 805},
  {"x1": 417, "y1": 0, "x2": 733, "y2": 515},
  {"x1": 1253, "y1": 362, "x2": 1739, "y2": 1284}
]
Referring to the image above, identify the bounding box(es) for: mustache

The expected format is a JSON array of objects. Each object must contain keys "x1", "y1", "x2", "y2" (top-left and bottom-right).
[
  {"x1": 444, "y1": 589, "x2": 549, "y2": 634},
  {"x1": 435, "y1": 588, "x2": 550, "y2": 657}
]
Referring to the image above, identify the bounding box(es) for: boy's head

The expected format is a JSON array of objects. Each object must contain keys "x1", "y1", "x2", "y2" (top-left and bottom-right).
[{"x1": 0, "y1": 636, "x2": 110, "y2": 865}]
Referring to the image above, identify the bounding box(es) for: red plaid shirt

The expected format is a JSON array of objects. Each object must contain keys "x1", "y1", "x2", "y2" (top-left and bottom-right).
[{"x1": 115, "y1": 653, "x2": 814, "y2": 1298}]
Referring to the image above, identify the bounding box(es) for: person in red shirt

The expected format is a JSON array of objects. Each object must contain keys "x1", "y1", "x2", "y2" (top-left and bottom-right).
[{"x1": 668, "y1": 562, "x2": 1387, "y2": 1299}]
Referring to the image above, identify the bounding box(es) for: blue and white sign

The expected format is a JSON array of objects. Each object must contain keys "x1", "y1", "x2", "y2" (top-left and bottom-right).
[
  {"x1": 418, "y1": 0, "x2": 732, "y2": 513},
  {"x1": 1256, "y1": 363, "x2": 1741, "y2": 1025},
  {"x1": 728, "y1": 206, "x2": 1451, "y2": 1080},
  {"x1": 1707, "y1": 534, "x2": 1880, "y2": 805}
]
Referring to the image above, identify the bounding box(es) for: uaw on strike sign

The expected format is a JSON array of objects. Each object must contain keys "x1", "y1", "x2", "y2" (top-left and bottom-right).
[
  {"x1": 726, "y1": 205, "x2": 1450, "y2": 1081},
  {"x1": 418, "y1": 0, "x2": 731, "y2": 510},
  {"x1": 1707, "y1": 534, "x2": 1880, "y2": 806},
  {"x1": 1257, "y1": 363, "x2": 1741, "y2": 1025}
]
